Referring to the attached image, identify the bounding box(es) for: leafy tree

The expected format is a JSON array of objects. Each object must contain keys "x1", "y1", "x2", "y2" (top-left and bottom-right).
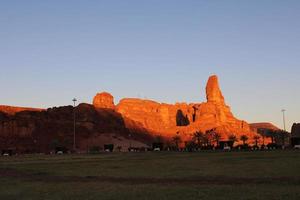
[{"x1": 240, "y1": 135, "x2": 249, "y2": 146}]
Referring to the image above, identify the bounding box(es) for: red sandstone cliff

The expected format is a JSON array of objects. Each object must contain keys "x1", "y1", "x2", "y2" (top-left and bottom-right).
[
  {"x1": 94, "y1": 75, "x2": 259, "y2": 144},
  {"x1": 0, "y1": 75, "x2": 265, "y2": 152}
]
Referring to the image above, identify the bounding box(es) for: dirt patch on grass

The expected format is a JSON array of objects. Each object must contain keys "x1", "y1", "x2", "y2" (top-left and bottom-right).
[{"x1": 1, "y1": 168, "x2": 299, "y2": 186}]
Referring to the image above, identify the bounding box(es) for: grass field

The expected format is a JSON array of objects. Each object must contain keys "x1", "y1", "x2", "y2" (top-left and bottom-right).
[{"x1": 1, "y1": 151, "x2": 300, "y2": 200}]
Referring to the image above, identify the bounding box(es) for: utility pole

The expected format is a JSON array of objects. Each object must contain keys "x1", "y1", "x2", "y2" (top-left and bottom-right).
[
  {"x1": 73, "y1": 98, "x2": 77, "y2": 152},
  {"x1": 129, "y1": 133, "x2": 132, "y2": 151}
]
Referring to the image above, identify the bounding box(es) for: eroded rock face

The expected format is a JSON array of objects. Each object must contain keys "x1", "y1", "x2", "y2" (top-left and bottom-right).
[
  {"x1": 115, "y1": 75, "x2": 256, "y2": 142},
  {"x1": 93, "y1": 92, "x2": 115, "y2": 109},
  {"x1": 116, "y1": 99, "x2": 197, "y2": 134}
]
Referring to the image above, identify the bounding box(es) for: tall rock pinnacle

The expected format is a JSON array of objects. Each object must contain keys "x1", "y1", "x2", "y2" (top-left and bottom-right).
[{"x1": 206, "y1": 75, "x2": 225, "y2": 104}]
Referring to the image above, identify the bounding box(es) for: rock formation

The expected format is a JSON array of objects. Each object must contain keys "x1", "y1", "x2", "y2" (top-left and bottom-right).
[
  {"x1": 206, "y1": 75, "x2": 225, "y2": 104},
  {"x1": 111, "y1": 75, "x2": 257, "y2": 142},
  {"x1": 0, "y1": 74, "x2": 263, "y2": 152},
  {"x1": 93, "y1": 92, "x2": 115, "y2": 109}
]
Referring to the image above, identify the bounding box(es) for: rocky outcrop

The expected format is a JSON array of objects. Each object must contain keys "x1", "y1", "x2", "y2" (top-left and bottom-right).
[
  {"x1": 115, "y1": 75, "x2": 257, "y2": 142},
  {"x1": 0, "y1": 104, "x2": 153, "y2": 153},
  {"x1": 93, "y1": 92, "x2": 115, "y2": 109},
  {"x1": 291, "y1": 123, "x2": 300, "y2": 138}
]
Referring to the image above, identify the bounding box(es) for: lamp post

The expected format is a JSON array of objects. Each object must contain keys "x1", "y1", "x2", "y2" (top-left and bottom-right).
[
  {"x1": 281, "y1": 109, "x2": 287, "y2": 149},
  {"x1": 281, "y1": 109, "x2": 286, "y2": 131},
  {"x1": 72, "y1": 98, "x2": 77, "y2": 152},
  {"x1": 129, "y1": 133, "x2": 132, "y2": 151}
]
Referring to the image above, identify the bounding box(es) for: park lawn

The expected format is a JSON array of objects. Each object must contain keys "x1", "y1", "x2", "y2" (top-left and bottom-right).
[{"x1": 0, "y1": 151, "x2": 300, "y2": 200}]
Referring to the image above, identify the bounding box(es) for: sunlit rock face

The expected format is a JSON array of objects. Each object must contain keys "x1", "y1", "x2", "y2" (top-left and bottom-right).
[
  {"x1": 0, "y1": 105, "x2": 44, "y2": 115},
  {"x1": 116, "y1": 99, "x2": 197, "y2": 135},
  {"x1": 114, "y1": 75, "x2": 257, "y2": 142},
  {"x1": 206, "y1": 75, "x2": 225, "y2": 104},
  {"x1": 93, "y1": 92, "x2": 115, "y2": 109}
]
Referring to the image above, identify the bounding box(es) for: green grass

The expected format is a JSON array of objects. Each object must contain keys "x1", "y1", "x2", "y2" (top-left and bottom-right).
[{"x1": 1, "y1": 151, "x2": 300, "y2": 200}]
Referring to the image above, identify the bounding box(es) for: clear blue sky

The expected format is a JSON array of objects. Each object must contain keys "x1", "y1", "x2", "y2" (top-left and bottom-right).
[{"x1": 0, "y1": 0, "x2": 299, "y2": 131}]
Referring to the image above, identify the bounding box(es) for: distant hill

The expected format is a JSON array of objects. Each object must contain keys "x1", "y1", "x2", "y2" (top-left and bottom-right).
[
  {"x1": 0, "y1": 105, "x2": 44, "y2": 115},
  {"x1": 250, "y1": 122, "x2": 280, "y2": 132}
]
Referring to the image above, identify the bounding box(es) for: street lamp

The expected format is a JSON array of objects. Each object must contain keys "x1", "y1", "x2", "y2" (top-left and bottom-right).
[
  {"x1": 281, "y1": 109, "x2": 286, "y2": 131},
  {"x1": 72, "y1": 98, "x2": 77, "y2": 152}
]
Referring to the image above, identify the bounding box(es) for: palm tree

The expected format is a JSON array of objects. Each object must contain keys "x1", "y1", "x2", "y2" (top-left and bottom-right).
[
  {"x1": 240, "y1": 135, "x2": 249, "y2": 146},
  {"x1": 213, "y1": 132, "x2": 222, "y2": 146},
  {"x1": 257, "y1": 128, "x2": 266, "y2": 145},
  {"x1": 205, "y1": 129, "x2": 216, "y2": 146},
  {"x1": 193, "y1": 131, "x2": 204, "y2": 147},
  {"x1": 202, "y1": 132, "x2": 210, "y2": 146},
  {"x1": 265, "y1": 129, "x2": 276, "y2": 143},
  {"x1": 228, "y1": 135, "x2": 238, "y2": 147},
  {"x1": 253, "y1": 135, "x2": 260, "y2": 146}
]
